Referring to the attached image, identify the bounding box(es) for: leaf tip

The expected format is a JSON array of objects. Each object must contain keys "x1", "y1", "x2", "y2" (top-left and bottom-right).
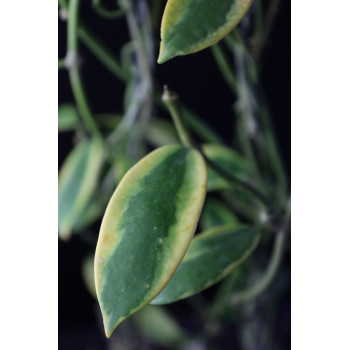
[
  {"x1": 102, "y1": 313, "x2": 120, "y2": 339},
  {"x1": 157, "y1": 42, "x2": 174, "y2": 64},
  {"x1": 104, "y1": 327, "x2": 113, "y2": 339}
]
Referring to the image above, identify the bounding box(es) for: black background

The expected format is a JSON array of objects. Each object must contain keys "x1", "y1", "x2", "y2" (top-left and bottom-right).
[{"x1": 59, "y1": 1, "x2": 290, "y2": 349}]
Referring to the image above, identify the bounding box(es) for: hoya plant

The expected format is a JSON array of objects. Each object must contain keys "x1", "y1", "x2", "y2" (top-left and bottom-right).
[{"x1": 59, "y1": 0, "x2": 290, "y2": 348}]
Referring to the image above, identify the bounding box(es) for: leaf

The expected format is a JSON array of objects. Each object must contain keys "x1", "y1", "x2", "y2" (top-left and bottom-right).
[
  {"x1": 72, "y1": 197, "x2": 105, "y2": 233},
  {"x1": 95, "y1": 145, "x2": 207, "y2": 337},
  {"x1": 58, "y1": 104, "x2": 79, "y2": 132},
  {"x1": 58, "y1": 138, "x2": 104, "y2": 240},
  {"x1": 200, "y1": 197, "x2": 240, "y2": 231},
  {"x1": 146, "y1": 119, "x2": 179, "y2": 147},
  {"x1": 134, "y1": 305, "x2": 188, "y2": 346},
  {"x1": 151, "y1": 225, "x2": 260, "y2": 305},
  {"x1": 203, "y1": 144, "x2": 252, "y2": 191},
  {"x1": 158, "y1": 0, "x2": 253, "y2": 63},
  {"x1": 82, "y1": 254, "x2": 97, "y2": 299}
]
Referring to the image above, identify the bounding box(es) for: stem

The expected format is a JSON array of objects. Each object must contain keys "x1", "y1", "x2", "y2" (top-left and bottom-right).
[
  {"x1": 210, "y1": 43, "x2": 237, "y2": 94},
  {"x1": 259, "y1": 102, "x2": 288, "y2": 196},
  {"x1": 58, "y1": 58, "x2": 66, "y2": 69},
  {"x1": 162, "y1": 86, "x2": 195, "y2": 148},
  {"x1": 92, "y1": 0, "x2": 124, "y2": 19},
  {"x1": 204, "y1": 156, "x2": 273, "y2": 211},
  {"x1": 252, "y1": 0, "x2": 281, "y2": 59},
  {"x1": 78, "y1": 26, "x2": 130, "y2": 82},
  {"x1": 66, "y1": 14, "x2": 223, "y2": 145},
  {"x1": 67, "y1": 0, "x2": 114, "y2": 162},
  {"x1": 230, "y1": 233, "x2": 285, "y2": 305},
  {"x1": 124, "y1": 1, "x2": 153, "y2": 90},
  {"x1": 162, "y1": 86, "x2": 273, "y2": 212},
  {"x1": 58, "y1": 0, "x2": 68, "y2": 9},
  {"x1": 67, "y1": 0, "x2": 79, "y2": 53},
  {"x1": 252, "y1": 0, "x2": 263, "y2": 48},
  {"x1": 211, "y1": 267, "x2": 241, "y2": 317},
  {"x1": 227, "y1": 30, "x2": 288, "y2": 200},
  {"x1": 154, "y1": 92, "x2": 224, "y2": 144},
  {"x1": 233, "y1": 41, "x2": 261, "y2": 175},
  {"x1": 223, "y1": 32, "x2": 263, "y2": 182},
  {"x1": 59, "y1": 0, "x2": 129, "y2": 82},
  {"x1": 229, "y1": 199, "x2": 290, "y2": 304},
  {"x1": 65, "y1": 11, "x2": 223, "y2": 146},
  {"x1": 123, "y1": 0, "x2": 154, "y2": 150}
]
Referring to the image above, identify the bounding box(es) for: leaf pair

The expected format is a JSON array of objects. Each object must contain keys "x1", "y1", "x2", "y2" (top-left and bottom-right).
[{"x1": 94, "y1": 145, "x2": 260, "y2": 337}]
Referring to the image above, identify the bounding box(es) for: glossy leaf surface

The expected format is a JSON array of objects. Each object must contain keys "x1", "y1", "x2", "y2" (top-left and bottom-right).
[
  {"x1": 158, "y1": 0, "x2": 253, "y2": 63},
  {"x1": 58, "y1": 139, "x2": 104, "y2": 240},
  {"x1": 152, "y1": 225, "x2": 260, "y2": 304},
  {"x1": 203, "y1": 144, "x2": 252, "y2": 191},
  {"x1": 95, "y1": 145, "x2": 207, "y2": 337}
]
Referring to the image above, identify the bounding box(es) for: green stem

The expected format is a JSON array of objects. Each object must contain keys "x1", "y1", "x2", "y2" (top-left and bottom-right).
[
  {"x1": 92, "y1": 0, "x2": 124, "y2": 19},
  {"x1": 154, "y1": 92, "x2": 224, "y2": 144},
  {"x1": 223, "y1": 32, "x2": 262, "y2": 181},
  {"x1": 161, "y1": 86, "x2": 195, "y2": 148},
  {"x1": 58, "y1": 0, "x2": 129, "y2": 81},
  {"x1": 67, "y1": 0, "x2": 79, "y2": 53},
  {"x1": 227, "y1": 30, "x2": 288, "y2": 199},
  {"x1": 210, "y1": 43, "x2": 237, "y2": 94},
  {"x1": 66, "y1": 15, "x2": 223, "y2": 146},
  {"x1": 211, "y1": 267, "x2": 241, "y2": 317},
  {"x1": 229, "y1": 199, "x2": 290, "y2": 304},
  {"x1": 252, "y1": 0, "x2": 263, "y2": 48},
  {"x1": 204, "y1": 156, "x2": 273, "y2": 211},
  {"x1": 67, "y1": 0, "x2": 114, "y2": 162},
  {"x1": 124, "y1": 2, "x2": 152, "y2": 90},
  {"x1": 259, "y1": 103, "x2": 288, "y2": 197},
  {"x1": 252, "y1": 0, "x2": 281, "y2": 59},
  {"x1": 78, "y1": 25, "x2": 130, "y2": 82},
  {"x1": 58, "y1": 0, "x2": 68, "y2": 9},
  {"x1": 122, "y1": 0, "x2": 154, "y2": 149},
  {"x1": 70, "y1": 19, "x2": 223, "y2": 146},
  {"x1": 230, "y1": 232, "x2": 285, "y2": 305},
  {"x1": 58, "y1": 58, "x2": 66, "y2": 69},
  {"x1": 61, "y1": 0, "x2": 223, "y2": 149},
  {"x1": 162, "y1": 86, "x2": 273, "y2": 212}
]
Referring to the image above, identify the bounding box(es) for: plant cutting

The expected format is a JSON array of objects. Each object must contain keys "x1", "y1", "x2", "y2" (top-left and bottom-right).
[{"x1": 59, "y1": 0, "x2": 290, "y2": 348}]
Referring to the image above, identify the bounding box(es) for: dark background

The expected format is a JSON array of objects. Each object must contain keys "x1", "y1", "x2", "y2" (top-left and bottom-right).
[{"x1": 59, "y1": 1, "x2": 290, "y2": 349}]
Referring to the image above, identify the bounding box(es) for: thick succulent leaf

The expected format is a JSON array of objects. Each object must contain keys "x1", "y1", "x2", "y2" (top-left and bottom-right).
[
  {"x1": 200, "y1": 197, "x2": 240, "y2": 231},
  {"x1": 151, "y1": 225, "x2": 260, "y2": 305},
  {"x1": 203, "y1": 144, "x2": 252, "y2": 191},
  {"x1": 158, "y1": 0, "x2": 253, "y2": 63},
  {"x1": 95, "y1": 145, "x2": 207, "y2": 338},
  {"x1": 58, "y1": 104, "x2": 79, "y2": 132},
  {"x1": 58, "y1": 139, "x2": 104, "y2": 240},
  {"x1": 134, "y1": 306, "x2": 188, "y2": 346}
]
